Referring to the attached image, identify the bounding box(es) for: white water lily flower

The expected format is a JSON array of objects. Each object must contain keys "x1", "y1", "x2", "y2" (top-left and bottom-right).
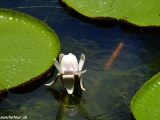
[{"x1": 45, "y1": 53, "x2": 87, "y2": 94}]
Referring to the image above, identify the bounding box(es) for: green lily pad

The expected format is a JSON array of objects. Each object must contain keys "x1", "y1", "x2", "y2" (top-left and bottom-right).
[
  {"x1": 61, "y1": 0, "x2": 160, "y2": 26},
  {"x1": 131, "y1": 72, "x2": 160, "y2": 120},
  {"x1": 0, "y1": 8, "x2": 60, "y2": 94}
]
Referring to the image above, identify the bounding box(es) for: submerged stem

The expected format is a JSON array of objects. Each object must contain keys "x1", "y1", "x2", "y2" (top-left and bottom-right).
[{"x1": 114, "y1": 88, "x2": 130, "y2": 112}]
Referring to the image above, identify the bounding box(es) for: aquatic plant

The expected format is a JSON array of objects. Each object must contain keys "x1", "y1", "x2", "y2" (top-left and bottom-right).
[
  {"x1": 45, "y1": 53, "x2": 87, "y2": 94},
  {"x1": 131, "y1": 72, "x2": 160, "y2": 120},
  {"x1": 0, "y1": 8, "x2": 60, "y2": 94},
  {"x1": 61, "y1": 0, "x2": 160, "y2": 27}
]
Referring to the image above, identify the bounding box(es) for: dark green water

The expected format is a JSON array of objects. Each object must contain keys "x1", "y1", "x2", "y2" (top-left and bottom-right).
[{"x1": 1, "y1": 0, "x2": 160, "y2": 120}]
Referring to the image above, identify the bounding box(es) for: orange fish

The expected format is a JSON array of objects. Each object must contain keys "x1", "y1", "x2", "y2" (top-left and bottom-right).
[{"x1": 105, "y1": 42, "x2": 124, "y2": 70}]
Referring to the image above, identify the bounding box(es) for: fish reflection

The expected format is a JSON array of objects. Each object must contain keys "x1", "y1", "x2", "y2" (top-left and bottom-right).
[{"x1": 46, "y1": 87, "x2": 89, "y2": 120}]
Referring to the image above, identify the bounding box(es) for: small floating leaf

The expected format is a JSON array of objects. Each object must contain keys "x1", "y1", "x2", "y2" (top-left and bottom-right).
[
  {"x1": 131, "y1": 72, "x2": 160, "y2": 120},
  {"x1": 0, "y1": 9, "x2": 60, "y2": 93}
]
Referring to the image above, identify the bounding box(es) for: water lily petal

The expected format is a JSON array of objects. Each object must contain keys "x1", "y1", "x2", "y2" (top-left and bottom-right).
[
  {"x1": 44, "y1": 73, "x2": 60, "y2": 86},
  {"x1": 69, "y1": 53, "x2": 74, "y2": 55},
  {"x1": 59, "y1": 53, "x2": 64, "y2": 64},
  {"x1": 61, "y1": 53, "x2": 79, "y2": 74},
  {"x1": 62, "y1": 75, "x2": 75, "y2": 94},
  {"x1": 54, "y1": 58, "x2": 63, "y2": 74},
  {"x1": 61, "y1": 55, "x2": 74, "y2": 74},
  {"x1": 80, "y1": 76, "x2": 86, "y2": 91},
  {"x1": 76, "y1": 70, "x2": 87, "y2": 75},
  {"x1": 79, "y1": 53, "x2": 85, "y2": 71},
  {"x1": 69, "y1": 53, "x2": 79, "y2": 72}
]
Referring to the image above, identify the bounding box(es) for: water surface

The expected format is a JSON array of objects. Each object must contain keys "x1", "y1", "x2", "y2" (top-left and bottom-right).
[{"x1": 1, "y1": 0, "x2": 160, "y2": 120}]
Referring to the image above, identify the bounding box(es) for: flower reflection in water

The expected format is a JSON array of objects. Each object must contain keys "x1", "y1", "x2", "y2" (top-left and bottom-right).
[{"x1": 46, "y1": 77, "x2": 89, "y2": 120}]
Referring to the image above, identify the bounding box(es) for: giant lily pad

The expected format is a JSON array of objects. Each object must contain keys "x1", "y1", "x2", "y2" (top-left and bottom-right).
[
  {"x1": 0, "y1": 8, "x2": 60, "y2": 94},
  {"x1": 61, "y1": 0, "x2": 160, "y2": 27},
  {"x1": 131, "y1": 72, "x2": 160, "y2": 120}
]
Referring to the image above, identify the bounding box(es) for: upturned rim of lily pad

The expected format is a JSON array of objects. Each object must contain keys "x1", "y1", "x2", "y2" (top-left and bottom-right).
[
  {"x1": 0, "y1": 8, "x2": 60, "y2": 94},
  {"x1": 60, "y1": 0, "x2": 160, "y2": 34},
  {"x1": 131, "y1": 72, "x2": 160, "y2": 119}
]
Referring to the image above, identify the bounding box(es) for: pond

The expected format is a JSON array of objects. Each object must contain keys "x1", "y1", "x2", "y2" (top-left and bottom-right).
[{"x1": 1, "y1": 0, "x2": 160, "y2": 120}]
